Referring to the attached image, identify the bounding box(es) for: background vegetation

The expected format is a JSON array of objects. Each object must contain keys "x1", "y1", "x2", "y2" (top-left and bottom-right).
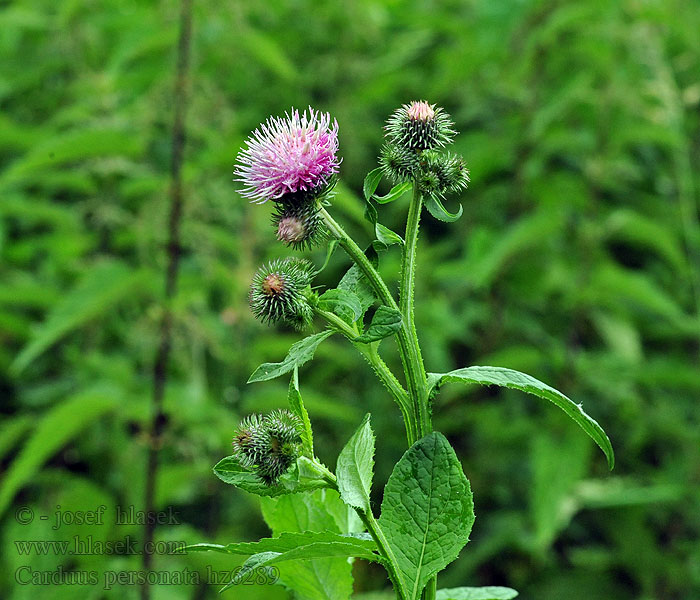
[{"x1": 1, "y1": 0, "x2": 699, "y2": 598}]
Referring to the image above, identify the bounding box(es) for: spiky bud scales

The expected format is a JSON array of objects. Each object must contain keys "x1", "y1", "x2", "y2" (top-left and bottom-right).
[
  {"x1": 249, "y1": 258, "x2": 315, "y2": 329},
  {"x1": 385, "y1": 100, "x2": 456, "y2": 151},
  {"x1": 271, "y1": 198, "x2": 327, "y2": 249},
  {"x1": 232, "y1": 410, "x2": 303, "y2": 485}
]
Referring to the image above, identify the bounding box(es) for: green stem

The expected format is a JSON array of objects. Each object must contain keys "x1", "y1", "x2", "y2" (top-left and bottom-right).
[
  {"x1": 400, "y1": 184, "x2": 431, "y2": 438},
  {"x1": 401, "y1": 183, "x2": 435, "y2": 600},
  {"x1": 314, "y1": 307, "x2": 416, "y2": 442},
  {"x1": 322, "y1": 470, "x2": 406, "y2": 599},
  {"x1": 360, "y1": 510, "x2": 408, "y2": 600},
  {"x1": 320, "y1": 206, "x2": 424, "y2": 443}
]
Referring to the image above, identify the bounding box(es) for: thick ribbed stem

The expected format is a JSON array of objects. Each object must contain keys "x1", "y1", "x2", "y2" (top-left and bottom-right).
[{"x1": 400, "y1": 183, "x2": 431, "y2": 439}]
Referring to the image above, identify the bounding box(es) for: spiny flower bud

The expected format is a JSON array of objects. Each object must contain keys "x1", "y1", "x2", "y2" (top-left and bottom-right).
[
  {"x1": 271, "y1": 198, "x2": 327, "y2": 249},
  {"x1": 385, "y1": 100, "x2": 456, "y2": 152},
  {"x1": 232, "y1": 414, "x2": 266, "y2": 468},
  {"x1": 422, "y1": 151, "x2": 470, "y2": 195},
  {"x1": 379, "y1": 143, "x2": 421, "y2": 183},
  {"x1": 232, "y1": 410, "x2": 303, "y2": 485},
  {"x1": 249, "y1": 258, "x2": 315, "y2": 330}
]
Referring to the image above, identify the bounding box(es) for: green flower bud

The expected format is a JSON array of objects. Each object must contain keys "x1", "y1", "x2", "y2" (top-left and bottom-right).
[
  {"x1": 249, "y1": 258, "x2": 315, "y2": 330},
  {"x1": 422, "y1": 151, "x2": 470, "y2": 195},
  {"x1": 272, "y1": 198, "x2": 327, "y2": 249},
  {"x1": 385, "y1": 100, "x2": 456, "y2": 151},
  {"x1": 232, "y1": 414, "x2": 267, "y2": 468},
  {"x1": 232, "y1": 410, "x2": 303, "y2": 486},
  {"x1": 378, "y1": 143, "x2": 421, "y2": 183}
]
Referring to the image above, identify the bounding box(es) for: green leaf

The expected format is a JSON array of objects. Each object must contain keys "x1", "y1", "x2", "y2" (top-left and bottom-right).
[
  {"x1": 338, "y1": 265, "x2": 376, "y2": 316},
  {"x1": 187, "y1": 530, "x2": 375, "y2": 556},
  {"x1": 374, "y1": 181, "x2": 412, "y2": 204},
  {"x1": 224, "y1": 534, "x2": 380, "y2": 592},
  {"x1": 248, "y1": 331, "x2": 334, "y2": 383},
  {"x1": 378, "y1": 432, "x2": 475, "y2": 600},
  {"x1": 428, "y1": 366, "x2": 614, "y2": 469},
  {"x1": 318, "y1": 239, "x2": 339, "y2": 272},
  {"x1": 288, "y1": 369, "x2": 314, "y2": 456},
  {"x1": 354, "y1": 306, "x2": 402, "y2": 343},
  {"x1": 375, "y1": 223, "x2": 404, "y2": 248},
  {"x1": 424, "y1": 194, "x2": 463, "y2": 222},
  {"x1": 318, "y1": 288, "x2": 363, "y2": 323},
  {"x1": 11, "y1": 260, "x2": 145, "y2": 374},
  {"x1": 336, "y1": 414, "x2": 375, "y2": 512},
  {"x1": 436, "y1": 587, "x2": 519, "y2": 600},
  {"x1": 212, "y1": 457, "x2": 330, "y2": 497},
  {"x1": 363, "y1": 168, "x2": 383, "y2": 201},
  {"x1": 0, "y1": 387, "x2": 118, "y2": 518},
  {"x1": 260, "y1": 490, "x2": 357, "y2": 600}
]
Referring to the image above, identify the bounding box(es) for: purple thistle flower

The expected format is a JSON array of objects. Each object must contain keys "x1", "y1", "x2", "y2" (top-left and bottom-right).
[{"x1": 234, "y1": 107, "x2": 340, "y2": 204}]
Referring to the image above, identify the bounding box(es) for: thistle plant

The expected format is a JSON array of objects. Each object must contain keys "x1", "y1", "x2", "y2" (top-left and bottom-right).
[{"x1": 188, "y1": 102, "x2": 615, "y2": 600}]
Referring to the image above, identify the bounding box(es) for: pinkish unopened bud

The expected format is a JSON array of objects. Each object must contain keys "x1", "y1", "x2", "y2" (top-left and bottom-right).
[
  {"x1": 407, "y1": 100, "x2": 436, "y2": 122},
  {"x1": 276, "y1": 216, "x2": 306, "y2": 244}
]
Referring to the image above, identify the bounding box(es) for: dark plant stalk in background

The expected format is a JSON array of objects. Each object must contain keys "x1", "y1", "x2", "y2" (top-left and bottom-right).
[{"x1": 141, "y1": 1, "x2": 192, "y2": 598}]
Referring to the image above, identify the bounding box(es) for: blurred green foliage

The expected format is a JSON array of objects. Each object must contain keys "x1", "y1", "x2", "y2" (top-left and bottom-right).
[{"x1": 1, "y1": 0, "x2": 699, "y2": 598}]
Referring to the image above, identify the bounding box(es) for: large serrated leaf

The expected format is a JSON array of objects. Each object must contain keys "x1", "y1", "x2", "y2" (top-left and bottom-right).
[
  {"x1": 428, "y1": 366, "x2": 614, "y2": 469},
  {"x1": 378, "y1": 432, "x2": 475, "y2": 600},
  {"x1": 248, "y1": 331, "x2": 334, "y2": 383},
  {"x1": 436, "y1": 587, "x2": 519, "y2": 600},
  {"x1": 354, "y1": 306, "x2": 402, "y2": 343},
  {"x1": 336, "y1": 414, "x2": 375, "y2": 512}
]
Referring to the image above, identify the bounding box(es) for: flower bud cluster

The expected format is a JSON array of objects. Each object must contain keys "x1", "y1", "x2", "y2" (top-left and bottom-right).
[
  {"x1": 232, "y1": 410, "x2": 303, "y2": 485},
  {"x1": 249, "y1": 258, "x2": 316, "y2": 330},
  {"x1": 380, "y1": 100, "x2": 469, "y2": 206}
]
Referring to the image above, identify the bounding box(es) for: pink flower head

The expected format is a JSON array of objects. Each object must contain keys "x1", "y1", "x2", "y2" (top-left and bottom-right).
[{"x1": 234, "y1": 107, "x2": 340, "y2": 203}]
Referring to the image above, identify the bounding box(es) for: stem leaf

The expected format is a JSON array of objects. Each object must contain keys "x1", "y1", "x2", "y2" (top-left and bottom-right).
[
  {"x1": 378, "y1": 432, "x2": 475, "y2": 600},
  {"x1": 288, "y1": 369, "x2": 314, "y2": 456},
  {"x1": 436, "y1": 587, "x2": 519, "y2": 600},
  {"x1": 424, "y1": 194, "x2": 463, "y2": 222},
  {"x1": 354, "y1": 306, "x2": 402, "y2": 343},
  {"x1": 248, "y1": 331, "x2": 334, "y2": 383},
  {"x1": 224, "y1": 534, "x2": 380, "y2": 592},
  {"x1": 336, "y1": 414, "x2": 375, "y2": 512},
  {"x1": 212, "y1": 457, "x2": 330, "y2": 497},
  {"x1": 428, "y1": 366, "x2": 614, "y2": 469},
  {"x1": 318, "y1": 288, "x2": 364, "y2": 323},
  {"x1": 363, "y1": 167, "x2": 384, "y2": 201}
]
